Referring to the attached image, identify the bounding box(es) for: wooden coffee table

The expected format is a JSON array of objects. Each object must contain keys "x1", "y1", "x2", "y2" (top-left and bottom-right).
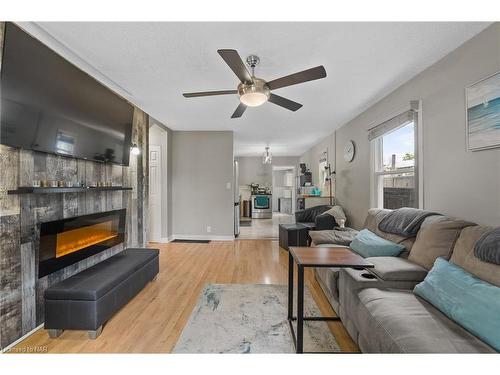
[{"x1": 287, "y1": 246, "x2": 374, "y2": 353}]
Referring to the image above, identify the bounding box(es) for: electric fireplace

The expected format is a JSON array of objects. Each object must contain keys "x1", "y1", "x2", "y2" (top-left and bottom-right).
[{"x1": 38, "y1": 209, "x2": 126, "y2": 278}]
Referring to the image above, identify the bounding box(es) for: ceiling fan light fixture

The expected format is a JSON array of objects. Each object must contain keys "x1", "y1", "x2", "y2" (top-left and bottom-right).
[
  {"x1": 240, "y1": 92, "x2": 268, "y2": 107},
  {"x1": 238, "y1": 78, "x2": 270, "y2": 107}
]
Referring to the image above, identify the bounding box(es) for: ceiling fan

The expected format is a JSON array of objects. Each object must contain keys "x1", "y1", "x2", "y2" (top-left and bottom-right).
[{"x1": 182, "y1": 49, "x2": 327, "y2": 118}]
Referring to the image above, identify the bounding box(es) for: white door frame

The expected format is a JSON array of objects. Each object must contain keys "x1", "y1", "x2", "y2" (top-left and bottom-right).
[{"x1": 148, "y1": 144, "x2": 162, "y2": 242}]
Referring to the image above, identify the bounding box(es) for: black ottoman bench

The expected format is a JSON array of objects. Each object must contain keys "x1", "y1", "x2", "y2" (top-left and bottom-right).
[{"x1": 44, "y1": 248, "x2": 159, "y2": 339}]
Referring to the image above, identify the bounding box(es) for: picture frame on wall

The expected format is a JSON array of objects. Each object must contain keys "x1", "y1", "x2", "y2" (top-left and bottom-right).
[{"x1": 466, "y1": 70, "x2": 500, "y2": 151}]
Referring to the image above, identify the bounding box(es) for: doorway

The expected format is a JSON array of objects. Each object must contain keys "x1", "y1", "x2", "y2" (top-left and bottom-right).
[
  {"x1": 148, "y1": 124, "x2": 168, "y2": 242},
  {"x1": 272, "y1": 166, "x2": 296, "y2": 216}
]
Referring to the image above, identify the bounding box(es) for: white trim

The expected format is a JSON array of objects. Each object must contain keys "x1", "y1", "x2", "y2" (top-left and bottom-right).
[
  {"x1": 170, "y1": 235, "x2": 235, "y2": 241},
  {"x1": 369, "y1": 140, "x2": 377, "y2": 208},
  {"x1": 149, "y1": 237, "x2": 171, "y2": 244},
  {"x1": 416, "y1": 99, "x2": 424, "y2": 209},
  {"x1": 1, "y1": 324, "x2": 44, "y2": 353}
]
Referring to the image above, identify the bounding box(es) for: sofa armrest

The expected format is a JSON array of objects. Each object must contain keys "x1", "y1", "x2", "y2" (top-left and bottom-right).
[
  {"x1": 366, "y1": 257, "x2": 428, "y2": 282},
  {"x1": 315, "y1": 214, "x2": 336, "y2": 230}
]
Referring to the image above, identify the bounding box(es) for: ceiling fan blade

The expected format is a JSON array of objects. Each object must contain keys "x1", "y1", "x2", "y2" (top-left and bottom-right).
[
  {"x1": 217, "y1": 49, "x2": 253, "y2": 84},
  {"x1": 266, "y1": 66, "x2": 327, "y2": 90},
  {"x1": 183, "y1": 90, "x2": 237, "y2": 98},
  {"x1": 268, "y1": 94, "x2": 303, "y2": 111},
  {"x1": 231, "y1": 103, "x2": 247, "y2": 118}
]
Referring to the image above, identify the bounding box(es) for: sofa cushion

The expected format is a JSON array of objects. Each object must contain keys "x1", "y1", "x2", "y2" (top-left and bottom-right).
[
  {"x1": 355, "y1": 288, "x2": 495, "y2": 353},
  {"x1": 378, "y1": 208, "x2": 440, "y2": 237},
  {"x1": 409, "y1": 215, "x2": 476, "y2": 270},
  {"x1": 450, "y1": 225, "x2": 500, "y2": 287},
  {"x1": 312, "y1": 243, "x2": 349, "y2": 248},
  {"x1": 367, "y1": 256, "x2": 428, "y2": 281},
  {"x1": 314, "y1": 267, "x2": 341, "y2": 311},
  {"x1": 474, "y1": 227, "x2": 500, "y2": 265},
  {"x1": 315, "y1": 213, "x2": 337, "y2": 230},
  {"x1": 295, "y1": 205, "x2": 331, "y2": 223},
  {"x1": 414, "y1": 258, "x2": 500, "y2": 351},
  {"x1": 350, "y1": 229, "x2": 405, "y2": 258},
  {"x1": 364, "y1": 208, "x2": 416, "y2": 254},
  {"x1": 309, "y1": 228, "x2": 358, "y2": 246}
]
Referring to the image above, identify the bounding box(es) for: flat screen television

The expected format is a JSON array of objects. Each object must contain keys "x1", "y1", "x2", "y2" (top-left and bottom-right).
[{"x1": 0, "y1": 22, "x2": 133, "y2": 166}]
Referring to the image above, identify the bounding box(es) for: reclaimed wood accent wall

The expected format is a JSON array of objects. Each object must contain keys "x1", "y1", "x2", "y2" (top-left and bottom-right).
[{"x1": 0, "y1": 22, "x2": 149, "y2": 349}]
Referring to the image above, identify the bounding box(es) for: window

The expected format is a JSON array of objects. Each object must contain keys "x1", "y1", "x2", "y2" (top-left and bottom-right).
[{"x1": 370, "y1": 108, "x2": 420, "y2": 209}]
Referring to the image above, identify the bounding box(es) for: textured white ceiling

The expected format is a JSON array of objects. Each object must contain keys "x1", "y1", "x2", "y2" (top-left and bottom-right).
[{"x1": 21, "y1": 22, "x2": 490, "y2": 156}]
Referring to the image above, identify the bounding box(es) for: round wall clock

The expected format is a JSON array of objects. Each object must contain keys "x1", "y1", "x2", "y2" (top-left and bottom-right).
[{"x1": 343, "y1": 140, "x2": 355, "y2": 162}]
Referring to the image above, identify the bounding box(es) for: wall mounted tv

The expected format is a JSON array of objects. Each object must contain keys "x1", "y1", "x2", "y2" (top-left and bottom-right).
[{"x1": 0, "y1": 23, "x2": 133, "y2": 166}]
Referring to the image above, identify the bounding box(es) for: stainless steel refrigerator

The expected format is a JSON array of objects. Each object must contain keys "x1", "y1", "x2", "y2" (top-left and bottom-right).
[{"x1": 234, "y1": 160, "x2": 240, "y2": 237}]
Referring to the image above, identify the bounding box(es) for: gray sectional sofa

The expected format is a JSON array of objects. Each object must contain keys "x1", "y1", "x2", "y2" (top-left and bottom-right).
[{"x1": 314, "y1": 208, "x2": 499, "y2": 353}]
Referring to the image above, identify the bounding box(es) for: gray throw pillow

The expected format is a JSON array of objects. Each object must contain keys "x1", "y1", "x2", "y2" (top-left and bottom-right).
[
  {"x1": 309, "y1": 228, "x2": 358, "y2": 246},
  {"x1": 324, "y1": 205, "x2": 347, "y2": 227}
]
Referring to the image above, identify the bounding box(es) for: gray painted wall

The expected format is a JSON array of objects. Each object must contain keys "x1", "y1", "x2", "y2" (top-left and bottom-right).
[
  {"x1": 171, "y1": 131, "x2": 234, "y2": 238},
  {"x1": 333, "y1": 23, "x2": 500, "y2": 229},
  {"x1": 236, "y1": 156, "x2": 299, "y2": 187}
]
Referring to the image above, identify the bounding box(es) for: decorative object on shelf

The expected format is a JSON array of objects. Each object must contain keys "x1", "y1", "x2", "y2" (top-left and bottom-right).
[
  {"x1": 262, "y1": 146, "x2": 272, "y2": 164},
  {"x1": 343, "y1": 140, "x2": 355, "y2": 162},
  {"x1": 7, "y1": 186, "x2": 133, "y2": 195},
  {"x1": 130, "y1": 143, "x2": 140, "y2": 155},
  {"x1": 466, "y1": 70, "x2": 500, "y2": 151}
]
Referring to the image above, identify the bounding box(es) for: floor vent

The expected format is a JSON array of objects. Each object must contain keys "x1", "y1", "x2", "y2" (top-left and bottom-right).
[{"x1": 172, "y1": 239, "x2": 211, "y2": 244}]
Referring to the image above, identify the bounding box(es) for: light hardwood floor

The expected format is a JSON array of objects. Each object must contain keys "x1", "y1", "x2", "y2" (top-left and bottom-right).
[
  {"x1": 238, "y1": 213, "x2": 294, "y2": 239},
  {"x1": 12, "y1": 240, "x2": 359, "y2": 353}
]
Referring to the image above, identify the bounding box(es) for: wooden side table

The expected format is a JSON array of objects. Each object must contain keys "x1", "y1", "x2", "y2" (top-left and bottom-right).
[{"x1": 287, "y1": 246, "x2": 374, "y2": 353}]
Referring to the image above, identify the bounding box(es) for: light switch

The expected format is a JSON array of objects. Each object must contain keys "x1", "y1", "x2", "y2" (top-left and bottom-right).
[{"x1": 226, "y1": 182, "x2": 231, "y2": 190}]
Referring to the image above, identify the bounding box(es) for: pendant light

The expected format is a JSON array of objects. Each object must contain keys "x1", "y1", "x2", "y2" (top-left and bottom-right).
[{"x1": 262, "y1": 146, "x2": 272, "y2": 164}]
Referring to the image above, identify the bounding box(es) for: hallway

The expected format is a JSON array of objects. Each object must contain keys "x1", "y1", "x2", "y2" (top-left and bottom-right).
[{"x1": 238, "y1": 213, "x2": 294, "y2": 240}]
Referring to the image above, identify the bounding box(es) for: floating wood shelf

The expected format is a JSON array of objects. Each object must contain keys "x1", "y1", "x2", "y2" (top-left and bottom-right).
[{"x1": 7, "y1": 186, "x2": 133, "y2": 195}]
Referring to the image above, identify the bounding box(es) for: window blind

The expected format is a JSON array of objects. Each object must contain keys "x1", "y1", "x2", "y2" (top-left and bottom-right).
[{"x1": 368, "y1": 110, "x2": 416, "y2": 141}]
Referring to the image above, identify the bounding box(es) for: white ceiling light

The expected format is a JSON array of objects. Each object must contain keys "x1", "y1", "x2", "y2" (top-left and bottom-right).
[
  {"x1": 262, "y1": 146, "x2": 272, "y2": 164},
  {"x1": 238, "y1": 78, "x2": 270, "y2": 107}
]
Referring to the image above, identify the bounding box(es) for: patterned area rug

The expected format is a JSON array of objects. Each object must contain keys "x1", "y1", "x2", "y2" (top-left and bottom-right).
[{"x1": 173, "y1": 284, "x2": 340, "y2": 353}]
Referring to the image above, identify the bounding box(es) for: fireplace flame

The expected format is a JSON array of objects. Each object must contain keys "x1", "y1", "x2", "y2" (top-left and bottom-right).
[{"x1": 56, "y1": 221, "x2": 118, "y2": 258}]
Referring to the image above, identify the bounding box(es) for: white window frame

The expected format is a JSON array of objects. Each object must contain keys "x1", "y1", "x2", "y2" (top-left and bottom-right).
[{"x1": 369, "y1": 100, "x2": 423, "y2": 209}]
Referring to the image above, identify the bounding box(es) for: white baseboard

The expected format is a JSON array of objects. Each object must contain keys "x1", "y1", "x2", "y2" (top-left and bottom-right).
[
  {"x1": 149, "y1": 237, "x2": 171, "y2": 243},
  {"x1": 170, "y1": 234, "x2": 235, "y2": 241},
  {"x1": 1, "y1": 324, "x2": 44, "y2": 353}
]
